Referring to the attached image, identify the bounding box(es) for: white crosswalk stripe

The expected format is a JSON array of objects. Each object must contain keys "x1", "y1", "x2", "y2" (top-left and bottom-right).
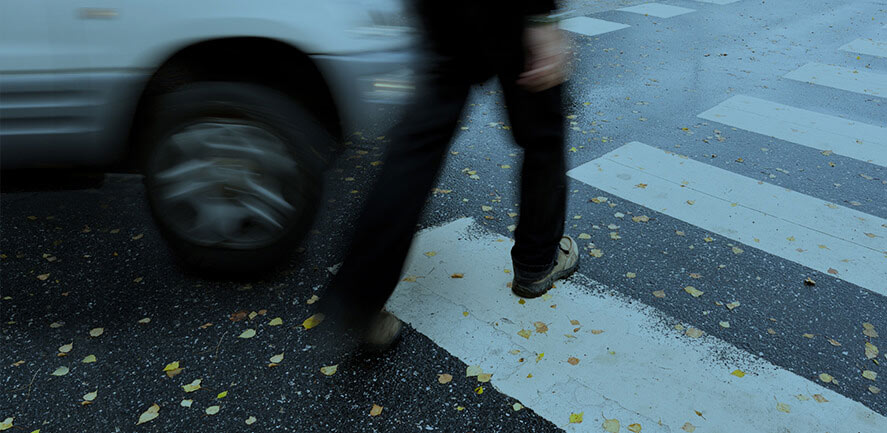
[
  {"x1": 840, "y1": 38, "x2": 887, "y2": 58},
  {"x1": 692, "y1": 0, "x2": 741, "y2": 5},
  {"x1": 785, "y1": 62, "x2": 887, "y2": 97},
  {"x1": 698, "y1": 95, "x2": 887, "y2": 167},
  {"x1": 617, "y1": 3, "x2": 696, "y2": 18},
  {"x1": 386, "y1": 218, "x2": 887, "y2": 432},
  {"x1": 567, "y1": 141, "x2": 887, "y2": 295},
  {"x1": 559, "y1": 17, "x2": 630, "y2": 37}
]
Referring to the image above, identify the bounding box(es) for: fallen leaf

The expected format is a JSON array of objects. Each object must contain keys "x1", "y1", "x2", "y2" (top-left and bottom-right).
[
  {"x1": 59, "y1": 343, "x2": 73, "y2": 353},
  {"x1": 517, "y1": 329, "x2": 532, "y2": 339},
  {"x1": 89, "y1": 328, "x2": 104, "y2": 337},
  {"x1": 424, "y1": 251, "x2": 437, "y2": 257},
  {"x1": 726, "y1": 301, "x2": 741, "y2": 310},
  {"x1": 652, "y1": 290, "x2": 666, "y2": 298},
  {"x1": 731, "y1": 246, "x2": 743, "y2": 254},
  {"x1": 438, "y1": 373, "x2": 453, "y2": 384},
  {"x1": 245, "y1": 416, "x2": 257, "y2": 425},
  {"x1": 513, "y1": 403, "x2": 523, "y2": 411},
  {"x1": 474, "y1": 386, "x2": 484, "y2": 394},
  {"x1": 302, "y1": 314, "x2": 324, "y2": 330},
  {"x1": 0, "y1": 418, "x2": 12, "y2": 431},
  {"x1": 628, "y1": 423, "x2": 642, "y2": 433},
  {"x1": 803, "y1": 333, "x2": 815, "y2": 338},
  {"x1": 306, "y1": 295, "x2": 320, "y2": 304},
  {"x1": 82, "y1": 354, "x2": 96, "y2": 363},
  {"x1": 804, "y1": 278, "x2": 816, "y2": 286},
  {"x1": 578, "y1": 233, "x2": 592, "y2": 240},
  {"x1": 626, "y1": 272, "x2": 637, "y2": 279},
  {"x1": 182, "y1": 379, "x2": 202, "y2": 393},
  {"x1": 862, "y1": 370, "x2": 877, "y2": 380},
  {"x1": 37, "y1": 273, "x2": 50, "y2": 281},
  {"x1": 689, "y1": 273, "x2": 702, "y2": 279},
  {"x1": 51, "y1": 366, "x2": 69, "y2": 376},
  {"x1": 865, "y1": 342, "x2": 878, "y2": 359},
  {"x1": 869, "y1": 386, "x2": 880, "y2": 394},
  {"x1": 165, "y1": 367, "x2": 183, "y2": 378},
  {"x1": 719, "y1": 321, "x2": 730, "y2": 328},
  {"x1": 819, "y1": 373, "x2": 833, "y2": 383},
  {"x1": 536, "y1": 353, "x2": 544, "y2": 362},
  {"x1": 450, "y1": 273, "x2": 464, "y2": 279},
  {"x1": 776, "y1": 402, "x2": 790, "y2": 413},
  {"x1": 136, "y1": 404, "x2": 160, "y2": 425},
  {"x1": 181, "y1": 399, "x2": 193, "y2": 408},
  {"x1": 681, "y1": 422, "x2": 696, "y2": 432},
  {"x1": 569, "y1": 412, "x2": 584, "y2": 424},
  {"x1": 132, "y1": 233, "x2": 144, "y2": 240},
  {"x1": 684, "y1": 286, "x2": 704, "y2": 297},
  {"x1": 591, "y1": 329, "x2": 604, "y2": 335},
  {"x1": 270, "y1": 353, "x2": 284, "y2": 364},
  {"x1": 477, "y1": 373, "x2": 492, "y2": 383},
  {"x1": 602, "y1": 417, "x2": 618, "y2": 431},
  {"x1": 205, "y1": 405, "x2": 220, "y2": 415},
  {"x1": 534, "y1": 322, "x2": 549, "y2": 333},
  {"x1": 827, "y1": 338, "x2": 841, "y2": 347},
  {"x1": 589, "y1": 249, "x2": 604, "y2": 258},
  {"x1": 567, "y1": 357, "x2": 579, "y2": 365},
  {"x1": 369, "y1": 404, "x2": 383, "y2": 416},
  {"x1": 138, "y1": 317, "x2": 151, "y2": 324},
  {"x1": 813, "y1": 394, "x2": 829, "y2": 402},
  {"x1": 631, "y1": 215, "x2": 650, "y2": 223},
  {"x1": 827, "y1": 268, "x2": 839, "y2": 275},
  {"x1": 320, "y1": 365, "x2": 338, "y2": 376},
  {"x1": 466, "y1": 365, "x2": 483, "y2": 377},
  {"x1": 216, "y1": 390, "x2": 228, "y2": 399},
  {"x1": 796, "y1": 394, "x2": 810, "y2": 401},
  {"x1": 731, "y1": 369, "x2": 745, "y2": 378},
  {"x1": 703, "y1": 236, "x2": 714, "y2": 243},
  {"x1": 238, "y1": 328, "x2": 257, "y2": 339},
  {"x1": 685, "y1": 328, "x2": 704, "y2": 338}
]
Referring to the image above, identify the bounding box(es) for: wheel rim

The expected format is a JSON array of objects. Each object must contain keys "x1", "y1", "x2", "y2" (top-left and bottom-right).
[{"x1": 149, "y1": 119, "x2": 306, "y2": 249}]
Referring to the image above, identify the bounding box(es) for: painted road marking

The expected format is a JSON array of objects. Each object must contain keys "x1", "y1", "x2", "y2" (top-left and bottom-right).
[
  {"x1": 840, "y1": 38, "x2": 887, "y2": 58},
  {"x1": 386, "y1": 218, "x2": 887, "y2": 432},
  {"x1": 618, "y1": 3, "x2": 695, "y2": 18},
  {"x1": 559, "y1": 17, "x2": 630, "y2": 37},
  {"x1": 693, "y1": 0, "x2": 741, "y2": 4},
  {"x1": 785, "y1": 62, "x2": 887, "y2": 97},
  {"x1": 698, "y1": 95, "x2": 887, "y2": 167},
  {"x1": 567, "y1": 142, "x2": 887, "y2": 295}
]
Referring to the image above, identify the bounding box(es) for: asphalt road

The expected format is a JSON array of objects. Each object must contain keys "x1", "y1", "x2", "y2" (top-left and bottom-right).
[{"x1": 2, "y1": 0, "x2": 886, "y2": 432}]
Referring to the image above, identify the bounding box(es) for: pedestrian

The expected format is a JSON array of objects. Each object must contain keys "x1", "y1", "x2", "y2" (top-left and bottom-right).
[{"x1": 320, "y1": 0, "x2": 579, "y2": 351}]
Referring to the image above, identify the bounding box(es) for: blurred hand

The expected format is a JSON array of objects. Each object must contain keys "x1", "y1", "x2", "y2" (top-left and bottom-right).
[{"x1": 517, "y1": 23, "x2": 568, "y2": 92}]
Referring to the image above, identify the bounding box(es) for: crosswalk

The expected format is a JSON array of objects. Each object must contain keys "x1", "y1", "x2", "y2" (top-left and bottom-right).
[{"x1": 387, "y1": 2, "x2": 887, "y2": 432}]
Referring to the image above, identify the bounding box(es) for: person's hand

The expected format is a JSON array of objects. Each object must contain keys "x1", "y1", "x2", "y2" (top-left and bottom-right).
[{"x1": 517, "y1": 23, "x2": 568, "y2": 92}]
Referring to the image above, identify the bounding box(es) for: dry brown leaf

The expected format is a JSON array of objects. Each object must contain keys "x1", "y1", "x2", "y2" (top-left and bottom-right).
[
  {"x1": 534, "y1": 322, "x2": 549, "y2": 334},
  {"x1": 567, "y1": 357, "x2": 579, "y2": 366},
  {"x1": 369, "y1": 404, "x2": 383, "y2": 417},
  {"x1": 438, "y1": 373, "x2": 452, "y2": 384}
]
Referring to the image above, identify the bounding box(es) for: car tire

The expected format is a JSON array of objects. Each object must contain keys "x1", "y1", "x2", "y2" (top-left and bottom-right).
[{"x1": 142, "y1": 82, "x2": 333, "y2": 275}]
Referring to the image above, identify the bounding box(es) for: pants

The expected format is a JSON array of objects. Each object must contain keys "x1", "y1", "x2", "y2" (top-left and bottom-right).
[{"x1": 323, "y1": 5, "x2": 567, "y2": 324}]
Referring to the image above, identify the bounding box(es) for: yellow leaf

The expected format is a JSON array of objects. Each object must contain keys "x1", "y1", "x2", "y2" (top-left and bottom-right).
[
  {"x1": 862, "y1": 370, "x2": 877, "y2": 381},
  {"x1": 0, "y1": 418, "x2": 12, "y2": 431},
  {"x1": 819, "y1": 373, "x2": 833, "y2": 383},
  {"x1": 51, "y1": 366, "x2": 69, "y2": 376},
  {"x1": 36, "y1": 273, "x2": 50, "y2": 281},
  {"x1": 477, "y1": 373, "x2": 492, "y2": 383},
  {"x1": 424, "y1": 251, "x2": 437, "y2": 257},
  {"x1": 182, "y1": 379, "x2": 202, "y2": 393},
  {"x1": 682, "y1": 422, "x2": 696, "y2": 432},
  {"x1": 82, "y1": 354, "x2": 97, "y2": 364},
  {"x1": 517, "y1": 329, "x2": 532, "y2": 339},
  {"x1": 320, "y1": 365, "x2": 338, "y2": 376},
  {"x1": 466, "y1": 365, "x2": 483, "y2": 377},
  {"x1": 181, "y1": 399, "x2": 193, "y2": 408},
  {"x1": 302, "y1": 313, "x2": 325, "y2": 330},
  {"x1": 631, "y1": 215, "x2": 650, "y2": 223},
  {"x1": 569, "y1": 412, "x2": 584, "y2": 424},
  {"x1": 512, "y1": 403, "x2": 524, "y2": 411},
  {"x1": 776, "y1": 402, "x2": 790, "y2": 413},
  {"x1": 812, "y1": 394, "x2": 828, "y2": 403},
  {"x1": 205, "y1": 405, "x2": 220, "y2": 415},
  {"x1": 217, "y1": 391, "x2": 228, "y2": 399},
  {"x1": 245, "y1": 416, "x2": 257, "y2": 425},
  {"x1": 59, "y1": 343, "x2": 73, "y2": 353},
  {"x1": 83, "y1": 391, "x2": 97, "y2": 402},
  {"x1": 438, "y1": 373, "x2": 453, "y2": 384},
  {"x1": 652, "y1": 290, "x2": 666, "y2": 298},
  {"x1": 731, "y1": 246, "x2": 743, "y2": 254},
  {"x1": 238, "y1": 329, "x2": 256, "y2": 339},
  {"x1": 685, "y1": 328, "x2": 704, "y2": 338},
  {"x1": 481, "y1": 205, "x2": 493, "y2": 212},
  {"x1": 163, "y1": 361, "x2": 180, "y2": 372},
  {"x1": 270, "y1": 353, "x2": 284, "y2": 364},
  {"x1": 536, "y1": 353, "x2": 544, "y2": 362},
  {"x1": 602, "y1": 417, "x2": 618, "y2": 431},
  {"x1": 136, "y1": 404, "x2": 160, "y2": 425},
  {"x1": 731, "y1": 369, "x2": 745, "y2": 378},
  {"x1": 89, "y1": 327, "x2": 104, "y2": 337},
  {"x1": 865, "y1": 342, "x2": 878, "y2": 359},
  {"x1": 369, "y1": 404, "x2": 383, "y2": 416},
  {"x1": 626, "y1": 272, "x2": 637, "y2": 278},
  {"x1": 684, "y1": 286, "x2": 704, "y2": 297},
  {"x1": 474, "y1": 386, "x2": 484, "y2": 394},
  {"x1": 534, "y1": 322, "x2": 549, "y2": 333},
  {"x1": 268, "y1": 317, "x2": 283, "y2": 326},
  {"x1": 628, "y1": 423, "x2": 642, "y2": 433},
  {"x1": 306, "y1": 295, "x2": 320, "y2": 305},
  {"x1": 138, "y1": 317, "x2": 151, "y2": 324}
]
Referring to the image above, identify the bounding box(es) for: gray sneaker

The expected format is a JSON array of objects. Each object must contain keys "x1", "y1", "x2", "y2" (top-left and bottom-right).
[
  {"x1": 512, "y1": 236, "x2": 580, "y2": 298},
  {"x1": 361, "y1": 311, "x2": 403, "y2": 353}
]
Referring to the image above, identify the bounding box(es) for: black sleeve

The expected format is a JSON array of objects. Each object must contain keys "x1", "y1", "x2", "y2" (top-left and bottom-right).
[{"x1": 525, "y1": 0, "x2": 557, "y2": 15}]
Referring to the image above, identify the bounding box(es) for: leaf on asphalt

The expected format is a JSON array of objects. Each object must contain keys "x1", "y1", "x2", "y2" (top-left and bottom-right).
[
  {"x1": 513, "y1": 403, "x2": 524, "y2": 411},
  {"x1": 602, "y1": 417, "x2": 618, "y2": 431},
  {"x1": 182, "y1": 379, "x2": 202, "y2": 393},
  {"x1": 320, "y1": 365, "x2": 338, "y2": 376},
  {"x1": 163, "y1": 361, "x2": 180, "y2": 372},
  {"x1": 726, "y1": 301, "x2": 741, "y2": 310},
  {"x1": 578, "y1": 233, "x2": 592, "y2": 240},
  {"x1": 438, "y1": 373, "x2": 453, "y2": 384},
  {"x1": 466, "y1": 365, "x2": 483, "y2": 377},
  {"x1": 517, "y1": 329, "x2": 532, "y2": 339},
  {"x1": 865, "y1": 342, "x2": 878, "y2": 359},
  {"x1": 731, "y1": 246, "x2": 743, "y2": 254},
  {"x1": 589, "y1": 249, "x2": 604, "y2": 258},
  {"x1": 569, "y1": 412, "x2": 584, "y2": 424},
  {"x1": 827, "y1": 338, "x2": 841, "y2": 347},
  {"x1": 684, "y1": 286, "x2": 704, "y2": 297},
  {"x1": 803, "y1": 278, "x2": 816, "y2": 286},
  {"x1": 631, "y1": 215, "x2": 650, "y2": 223},
  {"x1": 803, "y1": 333, "x2": 815, "y2": 339},
  {"x1": 51, "y1": 366, "x2": 69, "y2": 376},
  {"x1": 776, "y1": 402, "x2": 790, "y2": 413},
  {"x1": 869, "y1": 386, "x2": 881, "y2": 394},
  {"x1": 238, "y1": 328, "x2": 256, "y2": 339},
  {"x1": 718, "y1": 321, "x2": 730, "y2": 329},
  {"x1": 82, "y1": 355, "x2": 96, "y2": 364},
  {"x1": 863, "y1": 322, "x2": 878, "y2": 338},
  {"x1": 59, "y1": 343, "x2": 73, "y2": 353},
  {"x1": 474, "y1": 386, "x2": 484, "y2": 394},
  {"x1": 703, "y1": 237, "x2": 714, "y2": 243},
  {"x1": 591, "y1": 196, "x2": 608, "y2": 204},
  {"x1": 270, "y1": 353, "x2": 284, "y2": 364},
  {"x1": 862, "y1": 370, "x2": 877, "y2": 381},
  {"x1": 132, "y1": 233, "x2": 144, "y2": 240},
  {"x1": 0, "y1": 418, "x2": 12, "y2": 431},
  {"x1": 369, "y1": 404, "x2": 383, "y2": 417},
  {"x1": 217, "y1": 391, "x2": 228, "y2": 399},
  {"x1": 302, "y1": 314, "x2": 324, "y2": 330},
  {"x1": 138, "y1": 317, "x2": 151, "y2": 324},
  {"x1": 246, "y1": 416, "x2": 257, "y2": 425},
  {"x1": 653, "y1": 290, "x2": 666, "y2": 298},
  {"x1": 136, "y1": 404, "x2": 160, "y2": 425},
  {"x1": 628, "y1": 423, "x2": 642, "y2": 433},
  {"x1": 731, "y1": 369, "x2": 745, "y2": 378},
  {"x1": 819, "y1": 373, "x2": 833, "y2": 383},
  {"x1": 626, "y1": 272, "x2": 636, "y2": 279},
  {"x1": 89, "y1": 328, "x2": 104, "y2": 337},
  {"x1": 609, "y1": 232, "x2": 621, "y2": 240},
  {"x1": 481, "y1": 205, "x2": 493, "y2": 212},
  {"x1": 181, "y1": 400, "x2": 193, "y2": 408},
  {"x1": 49, "y1": 321, "x2": 64, "y2": 328},
  {"x1": 307, "y1": 295, "x2": 320, "y2": 305},
  {"x1": 37, "y1": 273, "x2": 50, "y2": 281},
  {"x1": 675, "y1": 230, "x2": 685, "y2": 236},
  {"x1": 83, "y1": 391, "x2": 97, "y2": 402},
  {"x1": 205, "y1": 406, "x2": 220, "y2": 415},
  {"x1": 685, "y1": 328, "x2": 704, "y2": 338},
  {"x1": 534, "y1": 322, "x2": 549, "y2": 334},
  {"x1": 682, "y1": 422, "x2": 696, "y2": 432},
  {"x1": 567, "y1": 357, "x2": 579, "y2": 366},
  {"x1": 477, "y1": 373, "x2": 492, "y2": 383},
  {"x1": 827, "y1": 267, "x2": 839, "y2": 275}
]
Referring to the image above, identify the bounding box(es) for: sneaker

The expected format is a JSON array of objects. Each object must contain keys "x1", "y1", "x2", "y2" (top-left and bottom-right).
[
  {"x1": 360, "y1": 310, "x2": 403, "y2": 353},
  {"x1": 512, "y1": 236, "x2": 580, "y2": 298}
]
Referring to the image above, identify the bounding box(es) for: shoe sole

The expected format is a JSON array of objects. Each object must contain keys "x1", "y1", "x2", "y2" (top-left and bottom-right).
[{"x1": 511, "y1": 260, "x2": 580, "y2": 298}]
